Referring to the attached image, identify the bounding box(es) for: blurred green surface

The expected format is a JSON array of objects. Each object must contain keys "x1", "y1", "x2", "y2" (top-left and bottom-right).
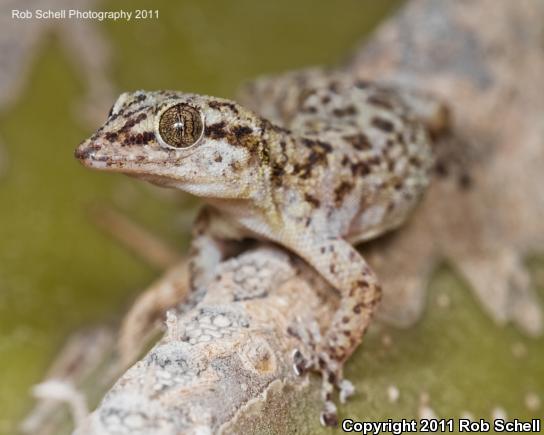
[{"x1": 0, "y1": 0, "x2": 403, "y2": 433}]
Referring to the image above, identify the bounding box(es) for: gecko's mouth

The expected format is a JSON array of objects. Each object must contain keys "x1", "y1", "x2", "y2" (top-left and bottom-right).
[
  {"x1": 74, "y1": 139, "x2": 140, "y2": 172},
  {"x1": 74, "y1": 138, "x2": 185, "y2": 179}
]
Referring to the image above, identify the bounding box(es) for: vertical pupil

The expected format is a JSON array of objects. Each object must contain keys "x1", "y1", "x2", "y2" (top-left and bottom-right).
[
  {"x1": 174, "y1": 106, "x2": 184, "y2": 144},
  {"x1": 173, "y1": 121, "x2": 184, "y2": 141}
]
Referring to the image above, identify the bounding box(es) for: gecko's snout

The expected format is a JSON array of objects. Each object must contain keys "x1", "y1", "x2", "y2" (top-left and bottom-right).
[
  {"x1": 74, "y1": 139, "x2": 107, "y2": 168},
  {"x1": 75, "y1": 141, "x2": 94, "y2": 161}
]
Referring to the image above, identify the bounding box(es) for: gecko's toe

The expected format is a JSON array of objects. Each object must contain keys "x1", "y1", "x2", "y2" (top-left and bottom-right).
[
  {"x1": 288, "y1": 324, "x2": 355, "y2": 426},
  {"x1": 339, "y1": 379, "x2": 355, "y2": 403},
  {"x1": 292, "y1": 349, "x2": 307, "y2": 375},
  {"x1": 320, "y1": 401, "x2": 338, "y2": 427}
]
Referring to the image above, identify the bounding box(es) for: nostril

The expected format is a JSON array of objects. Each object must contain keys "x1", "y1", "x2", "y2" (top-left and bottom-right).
[{"x1": 74, "y1": 141, "x2": 101, "y2": 160}]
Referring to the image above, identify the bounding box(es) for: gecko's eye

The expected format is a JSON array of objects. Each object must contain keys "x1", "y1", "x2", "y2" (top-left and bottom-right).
[{"x1": 157, "y1": 103, "x2": 204, "y2": 149}]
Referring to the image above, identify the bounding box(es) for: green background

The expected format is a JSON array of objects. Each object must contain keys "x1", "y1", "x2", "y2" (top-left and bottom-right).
[{"x1": 0, "y1": 1, "x2": 542, "y2": 434}]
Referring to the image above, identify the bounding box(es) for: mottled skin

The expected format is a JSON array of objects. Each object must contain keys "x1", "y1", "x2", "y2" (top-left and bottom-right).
[{"x1": 75, "y1": 69, "x2": 445, "y2": 425}]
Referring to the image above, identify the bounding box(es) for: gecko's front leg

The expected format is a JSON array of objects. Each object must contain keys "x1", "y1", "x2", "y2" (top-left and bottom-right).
[
  {"x1": 289, "y1": 236, "x2": 382, "y2": 426},
  {"x1": 188, "y1": 206, "x2": 249, "y2": 302}
]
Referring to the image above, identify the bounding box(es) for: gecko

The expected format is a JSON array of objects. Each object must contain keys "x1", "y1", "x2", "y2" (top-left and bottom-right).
[{"x1": 75, "y1": 68, "x2": 448, "y2": 426}]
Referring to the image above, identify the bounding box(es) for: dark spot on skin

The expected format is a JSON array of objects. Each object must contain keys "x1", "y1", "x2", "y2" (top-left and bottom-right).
[
  {"x1": 230, "y1": 161, "x2": 241, "y2": 172},
  {"x1": 342, "y1": 316, "x2": 350, "y2": 324},
  {"x1": 301, "y1": 138, "x2": 333, "y2": 153},
  {"x1": 107, "y1": 104, "x2": 115, "y2": 118},
  {"x1": 408, "y1": 129, "x2": 418, "y2": 143},
  {"x1": 332, "y1": 105, "x2": 357, "y2": 117},
  {"x1": 304, "y1": 193, "x2": 320, "y2": 208},
  {"x1": 143, "y1": 131, "x2": 155, "y2": 143},
  {"x1": 205, "y1": 122, "x2": 227, "y2": 139},
  {"x1": 292, "y1": 163, "x2": 309, "y2": 179},
  {"x1": 208, "y1": 100, "x2": 239, "y2": 115},
  {"x1": 321, "y1": 95, "x2": 331, "y2": 104},
  {"x1": 341, "y1": 155, "x2": 351, "y2": 167},
  {"x1": 117, "y1": 107, "x2": 138, "y2": 120},
  {"x1": 387, "y1": 202, "x2": 395, "y2": 213},
  {"x1": 409, "y1": 156, "x2": 422, "y2": 168},
  {"x1": 305, "y1": 217, "x2": 312, "y2": 227},
  {"x1": 371, "y1": 117, "x2": 395, "y2": 133},
  {"x1": 353, "y1": 304, "x2": 363, "y2": 314},
  {"x1": 329, "y1": 264, "x2": 336, "y2": 274},
  {"x1": 434, "y1": 161, "x2": 449, "y2": 177},
  {"x1": 227, "y1": 125, "x2": 261, "y2": 152},
  {"x1": 267, "y1": 121, "x2": 291, "y2": 135},
  {"x1": 123, "y1": 94, "x2": 147, "y2": 113},
  {"x1": 334, "y1": 181, "x2": 354, "y2": 205},
  {"x1": 118, "y1": 112, "x2": 147, "y2": 134},
  {"x1": 233, "y1": 125, "x2": 253, "y2": 140},
  {"x1": 318, "y1": 357, "x2": 326, "y2": 369},
  {"x1": 320, "y1": 247, "x2": 326, "y2": 254},
  {"x1": 367, "y1": 94, "x2": 394, "y2": 110},
  {"x1": 344, "y1": 133, "x2": 371, "y2": 150},
  {"x1": 387, "y1": 159, "x2": 395, "y2": 172},
  {"x1": 270, "y1": 163, "x2": 284, "y2": 187},
  {"x1": 292, "y1": 139, "x2": 332, "y2": 179},
  {"x1": 368, "y1": 156, "x2": 382, "y2": 166},
  {"x1": 355, "y1": 80, "x2": 370, "y2": 89},
  {"x1": 302, "y1": 105, "x2": 317, "y2": 114},
  {"x1": 105, "y1": 132, "x2": 118, "y2": 142},
  {"x1": 350, "y1": 161, "x2": 371, "y2": 177},
  {"x1": 214, "y1": 154, "x2": 223, "y2": 163},
  {"x1": 328, "y1": 81, "x2": 340, "y2": 93},
  {"x1": 459, "y1": 172, "x2": 473, "y2": 190}
]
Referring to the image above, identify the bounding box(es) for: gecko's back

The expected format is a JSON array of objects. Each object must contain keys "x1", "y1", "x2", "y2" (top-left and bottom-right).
[{"x1": 240, "y1": 69, "x2": 436, "y2": 242}]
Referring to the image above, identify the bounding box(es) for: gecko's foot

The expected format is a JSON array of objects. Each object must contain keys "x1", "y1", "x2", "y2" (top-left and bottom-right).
[
  {"x1": 287, "y1": 320, "x2": 355, "y2": 426},
  {"x1": 291, "y1": 348, "x2": 355, "y2": 427}
]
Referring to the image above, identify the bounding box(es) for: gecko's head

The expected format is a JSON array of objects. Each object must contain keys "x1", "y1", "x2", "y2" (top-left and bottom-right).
[{"x1": 75, "y1": 90, "x2": 274, "y2": 198}]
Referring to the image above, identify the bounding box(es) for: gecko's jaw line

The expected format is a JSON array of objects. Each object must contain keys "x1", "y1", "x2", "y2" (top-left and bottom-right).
[
  {"x1": 74, "y1": 141, "x2": 185, "y2": 183},
  {"x1": 75, "y1": 142, "x2": 129, "y2": 172}
]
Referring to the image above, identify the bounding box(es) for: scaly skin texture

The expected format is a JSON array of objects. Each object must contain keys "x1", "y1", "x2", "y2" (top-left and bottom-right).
[{"x1": 75, "y1": 69, "x2": 445, "y2": 425}]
